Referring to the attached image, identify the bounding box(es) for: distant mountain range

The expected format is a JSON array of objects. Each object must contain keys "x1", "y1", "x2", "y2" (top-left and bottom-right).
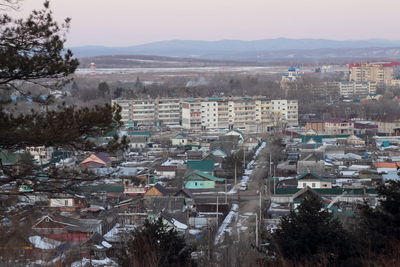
[{"x1": 71, "y1": 38, "x2": 400, "y2": 63}]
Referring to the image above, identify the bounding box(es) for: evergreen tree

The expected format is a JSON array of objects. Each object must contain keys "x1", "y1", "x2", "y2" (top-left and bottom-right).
[
  {"x1": 123, "y1": 217, "x2": 192, "y2": 267},
  {"x1": 357, "y1": 181, "x2": 400, "y2": 253},
  {"x1": 0, "y1": 1, "x2": 126, "y2": 191},
  {"x1": 0, "y1": 1, "x2": 78, "y2": 90},
  {"x1": 98, "y1": 81, "x2": 110, "y2": 98},
  {"x1": 270, "y1": 195, "x2": 352, "y2": 264}
]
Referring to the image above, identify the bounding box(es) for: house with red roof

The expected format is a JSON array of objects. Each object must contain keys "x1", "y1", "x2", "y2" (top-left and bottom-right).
[{"x1": 79, "y1": 153, "x2": 111, "y2": 168}]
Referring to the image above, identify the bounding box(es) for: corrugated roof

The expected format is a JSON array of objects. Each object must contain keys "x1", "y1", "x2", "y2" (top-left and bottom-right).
[
  {"x1": 130, "y1": 131, "x2": 151, "y2": 137},
  {"x1": 374, "y1": 162, "x2": 400, "y2": 168},
  {"x1": 187, "y1": 160, "x2": 214, "y2": 173},
  {"x1": 296, "y1": 172, "x2": 334, "y2": 183},
  {"x1": 275, "y1": 187, "x2": 378, "y2": 195},
  {"x1": 185, "y1": 170, "x2": 225, "y2": 182}
]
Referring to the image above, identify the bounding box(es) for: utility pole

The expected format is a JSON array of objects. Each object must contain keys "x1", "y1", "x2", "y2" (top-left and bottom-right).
[
  {"x1": 234, "y1": 163, "x2": 237, "y2": 186},
  {"x1": 255, "y1": 212, "x2": 259, "y2": 247},
  {"x1": 216, "y1": 194, "x2": 219, "y2": 228},
  {"x1": 259, "y1": 191, "x2": 262, "y2": 222},
  {"x1": 225, "y1": 178, "x2": 227, "y2": 203},
  {"x1": 270, "y1": 152, "x2": 274, "y2": 195},
  {"x1": 243, "y1": 148, "x2": 246, "y2": 169}
]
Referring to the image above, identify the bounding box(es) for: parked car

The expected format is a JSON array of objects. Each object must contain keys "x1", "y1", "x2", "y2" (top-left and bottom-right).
[{"x1": 239, "y1": 182, "x2": 248, "y2": 191}]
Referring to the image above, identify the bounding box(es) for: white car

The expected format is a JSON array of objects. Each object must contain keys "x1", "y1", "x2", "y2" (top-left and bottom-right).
[{"x1": 239, "y1": 183, "x2": 248, "y2": 191}]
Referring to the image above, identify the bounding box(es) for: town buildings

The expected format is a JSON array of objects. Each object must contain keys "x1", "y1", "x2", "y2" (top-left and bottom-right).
[
  {"x1": 113, "y1": 97, "x2": 299, "y2": 131},
  {"x1": 349, "y1": 62, "x2": 400, "y2": 88},
  {"x1": 113, "y1": 98, "x2": 181, "y2": 126},
  {"x1": 281, "y1": 66, "x2": 303, "y2": 88}
]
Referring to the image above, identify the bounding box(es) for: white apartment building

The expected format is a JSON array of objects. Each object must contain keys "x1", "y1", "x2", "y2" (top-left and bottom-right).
[
  {"x1": 181, "y1": 99, "x2": 201, "y2": 129},
  {"x1": 182, "y1": 97, "x2": 298, "y2": 131},
  {"x1": 112, "y1": 98, "x2": 181, "y2": 126},
  {"x1": 338, "y1": 81, "x2": 377, "y2": 98},
  {"x1": 113, "y1": 97, "x2": 298, "y2": 130}
]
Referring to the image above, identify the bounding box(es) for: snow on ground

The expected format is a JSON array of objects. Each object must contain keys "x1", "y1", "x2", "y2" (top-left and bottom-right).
[
  {"x1": 161, "y1": 159, "x2": 185, "y2": 166},
  {"x1": 189, "y1": 229, "x2": 202, "y2": 235},
  {"x1": 29, "y1": 236, "x2": 61, "y2": 250},
  {"x1": 172, "y1": 218, "x2": 188, "y2": 230},
  {"x1": 254, "y1": 142, "x2": 266, "y2": 158},
  {"x1": 102, "y1": 241, "x2": 112, "y2": 248},
  {"x1": 104, "y1": 224, "x2": 120, "y2": 242},
  {"x1": 214, "y1": 204, "x2": 239, "y2": 245},
  {"x1": 71, "y1": 257, "x2": 119, "y2": 267}
]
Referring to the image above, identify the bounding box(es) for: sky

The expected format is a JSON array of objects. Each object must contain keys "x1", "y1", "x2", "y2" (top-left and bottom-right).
[{"x1": 15, "y1": 0, "x2": 400, "y2": 47}]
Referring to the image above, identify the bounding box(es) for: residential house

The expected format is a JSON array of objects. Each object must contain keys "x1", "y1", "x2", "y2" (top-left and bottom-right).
[
  {"x1": 353, "y1": 122, "x2": 378, "y2": 135},
  {"x1": 346, "y1": 135, "x2": 365, "y2": 146},
  {"x1": 186, "y1": 150, "x2": 204, "y2": 160},
  {"x1": 210, "y1": 148, "x2": 228, "y2": 158},
  {"x1": 297, "y1": 153, "x2": 325, "y2": 175},
  {"x1": 32, "y1": 215, "x2": 102, "y2": 242},
  {"x1": 160, "y1": 212, "x2": 188, "y2": 232},
  {"x1": 129, "y1": 131, "x2": 151, "y2": 149},
  {"x1": 171, "y1": 133, "x2": 189, "y2": 146},
  {"x1": 49, "y1": 194, "x2": 87, "y2": 210},
  {"x1": 80, "y1": 153, "x2": 111, "y2": 168},
  {"x1": 0, "y1": 150, "x2": 19, "y2": 168},
  {"x1": 241, "y1": 137, "x2": 261, "y2": 151},
  {"x1": 144, "y1": 183, "x2": 168, "y2": 197},
  {"x1": 224, "y1": 129, "x2": 245, "y2": 141},
  {"x1": 123, "y1": 185, "x2": 147, "y2": 196},
  {"x1": 155, "y1": 165, "x2": 177, "y2": 179},
  {"x1": 324, "y1": 118, "x2": 354, "y2": 135},
  {"x1": 292, "y1": 186, "x2": 321, "y2": 209},
  {"x1": 186, "y1": 160, "x2": 215, "y2": 175},
  {"x1": 305, "y1": 120, "x2": 325, "y2": 134},
  {"x1": 185, "y1": 170, "x2": 225, "y2": 189},
  {"x1": 174, "y1": 188, "x2": 196, "y2": 209},
  {"x1": 376, "y1": 117, "x2": 400, "y2": 135},
  {"x1": 296, "y1": 172, "x2": 333, "y2": 189},
  {"x1": 26, "y1": 146, "x2": 54, "y2": 164}
]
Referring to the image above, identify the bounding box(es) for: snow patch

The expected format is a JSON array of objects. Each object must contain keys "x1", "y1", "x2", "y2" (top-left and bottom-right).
[{"x1": 29, "y1": 236, "x2": 61, "y2": 250}]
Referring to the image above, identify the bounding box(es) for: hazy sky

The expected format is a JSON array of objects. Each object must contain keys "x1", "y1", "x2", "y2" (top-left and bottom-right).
[{"x1": 16, "y1": 0, "x2": 400, "y2": 46}]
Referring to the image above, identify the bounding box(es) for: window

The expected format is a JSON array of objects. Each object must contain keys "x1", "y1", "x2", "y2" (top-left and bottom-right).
[
  {"x1": 65, "y1": 200, "x2": 69, "y2": 206},
  {"x1": 312, "y1": 183, "x2": 316, "y2": 188},
  {"x1": 303, "y1": 183, "x2": 306, "y2": 187}
]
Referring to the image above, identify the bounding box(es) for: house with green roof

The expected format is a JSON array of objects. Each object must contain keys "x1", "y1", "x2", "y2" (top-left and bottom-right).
[
  {"x1": 0, "y1": 151, "x2": 20, "y2": 166},
  {"x1": 128, "y1": 131, "x2": 151, "y2": 149},
  {"x1": 184, "y1": 170, "x2": 225, "y2": 189},
  {"x1": 296, "y1": 172, "x2": 334, "y2": 189},
  {"x1": 186, "y1": 160, "x2": 214, "y2": 175},
  {"x1": 171, "y1": 133, "x2": 188, "y2": 146},
  {"x1": 129, "y1": 131, "x2": 151, "y2": 137}
]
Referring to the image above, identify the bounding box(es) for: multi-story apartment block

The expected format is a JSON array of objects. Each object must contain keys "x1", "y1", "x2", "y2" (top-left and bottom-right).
[
  {"x1": 157, "y1": 99, "x2": 181, "y2": 125},
  {"x1": 325, "y1": 81, "x2": 377, "y2": 98},
  {"x1": 338, "y1": 81, "x2": 377, "y2": 98},
  {"x1": 349, "y1": 62, "x2": 400, "y2": 88},
  {"x1": 112, "y1": 98, "x2": 181, "y2": 126},
  {"x1": 183, "y1": 97, "x2": 298, "y2": 130},
  {"x1": 113, "y1": 97, "x2": 298, "y2": 131}
]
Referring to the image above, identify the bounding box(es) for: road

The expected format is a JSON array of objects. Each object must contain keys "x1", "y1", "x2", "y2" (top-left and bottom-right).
[{"x1": 199, "y1": 142, "x2": 272, "y2": 248}]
